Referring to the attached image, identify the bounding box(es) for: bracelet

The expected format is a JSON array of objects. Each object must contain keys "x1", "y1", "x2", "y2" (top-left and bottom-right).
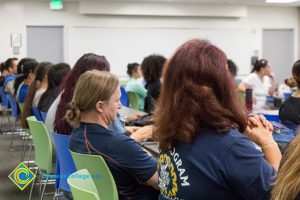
[{"x1": 261, "y1": 141, "x2": 277, "y2": 149}]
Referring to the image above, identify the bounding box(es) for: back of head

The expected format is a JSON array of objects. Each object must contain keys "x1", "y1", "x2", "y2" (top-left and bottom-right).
[
  {"x1": 47, "y1": 63, "x2": 71, "y2": 90},
  {"x1": 14, "y1": 60, "x2": 38, "y2": 96},
  {"x1": 55, "y1": 53, "x2": 110, "y2": 134},
  {"x1": 35, "y1": 62, "x2": 53, "y2": 82},
  {"x1": 153, "y1": 39, "x2": 246, "y2": 151},
  {"x1": 251, "y1": 59, "x2": 268, "y2": 73},
  {"x1": 0, "y1": 62, "x2": 6, "y2": 74},
  {"x1": 127, "y1": 62, "x2": 139, "y2": 77},
  {"x1": 227, "y1": 59, "x2": 238, "y2": 77},
  {"x1": 65, "y1": 70, "x2": 119, "y2": 128},
  {"x1": 5, "y1": 57, "x2": 18, "y2": 69},
  {"x1": 290, "y1": 60, "x2": 300, "y2": 88},
  {"x1": 141, "y1": 54, "x2": 166, "y2": 84},
  {"x1": 17, "y1": 58, "x2": 36, "y2": 75}
]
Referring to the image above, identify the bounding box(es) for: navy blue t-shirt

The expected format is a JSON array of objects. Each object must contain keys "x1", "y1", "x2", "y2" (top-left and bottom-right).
[
  {"x1": 158, "y1": 127, "x2": 276, "y2": 200},
  {"x1": 69, "y1": 122, "x2": 159, "y2": 200}
]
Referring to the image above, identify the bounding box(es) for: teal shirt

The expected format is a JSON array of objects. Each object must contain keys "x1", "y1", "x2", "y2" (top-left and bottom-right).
[{"x1": 126, "y1": 78, "x2": 147, "y2": 110}]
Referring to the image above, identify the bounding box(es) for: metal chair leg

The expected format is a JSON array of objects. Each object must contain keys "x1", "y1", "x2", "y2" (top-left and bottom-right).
[
  {"x1": 29, "y1": 168, "x2": 39, "y2": 200},
  {"x1": 41, "y1": 175, "x2": 50, "y2": 200}
]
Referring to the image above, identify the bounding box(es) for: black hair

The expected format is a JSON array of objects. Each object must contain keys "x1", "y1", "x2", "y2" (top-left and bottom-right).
[
  {"x1": 38, "y1": 63, "x2": 71, "y2": 112},
  {"x1": 141, "y1": 54, "x2": 166, "y2": 84},
  {"x1": 0, "y1": 62, "x2": 6, "y2": 73},
  {"x1": 127, "y1": 63, "x2": 140, "y2": 77},
  {"x1": 47, "y1": 63, "x2": 70, "y2": 90},
  {"x1": 4, "y1": 57, "x2": 18, "y2": 69},
  {"x1": 251, "y1": 59, "x2": 268, "y2": 73},
  {"x1": 14, "y1": 59, "x2": 37, "y2": 96},
  {"x1": 227, "y1": 59, "x2": 238, "y2": 77}
]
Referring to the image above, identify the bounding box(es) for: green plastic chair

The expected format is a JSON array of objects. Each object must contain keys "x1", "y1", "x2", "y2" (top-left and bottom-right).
[
  {"x1": 126, "y1": 91, "x2": 139, "y2": 110},
  {"x1": 27, "y1": 116, "x2": 53, "y2": 200},
  {"x1": 68, "y1": 169, "x2": 100, "y2": 200},
  {"x1": 70, "y1": 151, "x2": 119, "y2": 200}
]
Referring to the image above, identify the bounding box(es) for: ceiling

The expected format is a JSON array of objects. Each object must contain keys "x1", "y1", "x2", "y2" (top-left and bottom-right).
[{"x1": 15, "y1": 0, "x2": 300, "y2": 6}]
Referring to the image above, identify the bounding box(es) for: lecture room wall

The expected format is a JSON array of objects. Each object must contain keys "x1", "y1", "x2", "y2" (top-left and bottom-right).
[{"x1": 0, "y1": 0, "x2": 299, "y2": 77}]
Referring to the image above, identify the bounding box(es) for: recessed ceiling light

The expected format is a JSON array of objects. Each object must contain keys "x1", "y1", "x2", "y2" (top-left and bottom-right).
[{"x1": 266, "y1": 0, "x2": 300, "y2": 3}]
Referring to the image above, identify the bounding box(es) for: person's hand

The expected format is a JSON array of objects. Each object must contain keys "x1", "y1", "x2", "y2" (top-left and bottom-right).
[
  {"x1": 268, "y1": 71, "x2": 275, "y2": 81},
  {"x1": 130, "y1": 125, "x2": 153, "y2": 142},
  {"x1": 246, "y1": 114, "x2": 273, "y2": 132},
  {"x1": 125, "y1": 126, "x2": 141, "y2": 135},
  {"x1": 245, "y1": 116, "x2": 274, "y2": 147}
]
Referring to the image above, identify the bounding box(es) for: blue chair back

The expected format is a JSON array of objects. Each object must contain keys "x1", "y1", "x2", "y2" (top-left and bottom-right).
[
  {"x1": 53, "y1": 132, "x2": 76, "y2": 192},
  {"x1": 32, "y1": 107, "x2": 43, "y2": 121},
  {"x1": 0, "y1": 87, "x2": 9, "y2": 107},
  {"x1": 40, "y1": 111, "x2": 47, "y2": 123},
  {"x1": 262, "y1": 114, "x2": 280, "y2": 123},
  {"x1": 120, "y1": 87, "x2": 129, "y2": 106},
  {"x1": 6, "y1": 93, "x2": 19, "y2": 119}
]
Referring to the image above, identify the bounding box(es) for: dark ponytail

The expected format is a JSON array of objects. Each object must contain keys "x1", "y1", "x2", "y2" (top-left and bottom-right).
[{"x1": 251, "y1": 59, "x2": 268, "y2": 73}]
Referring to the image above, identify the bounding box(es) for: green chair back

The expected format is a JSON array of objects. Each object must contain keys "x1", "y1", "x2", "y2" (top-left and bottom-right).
[
  {"x1": 126, "y1": 91, "x2": 139, "y2": 110},
  {"x1": 27, "y1": 116, "x2": 52, "y2": 174},
  {"x1": 68, "y1": 169, "x2": 100, "y2": 200},
  {"x1": 70, "y1": 151, "x2": 118, "y2": 200}
]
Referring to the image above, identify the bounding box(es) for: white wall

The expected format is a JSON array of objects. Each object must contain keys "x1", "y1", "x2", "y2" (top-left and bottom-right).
[{"x1": 0, "y1": 0, "x2": 298, "y2": 77}]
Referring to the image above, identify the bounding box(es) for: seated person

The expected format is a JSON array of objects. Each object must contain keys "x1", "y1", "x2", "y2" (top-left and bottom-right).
[
  {"x1": 21, "y1": 62, "x2": 52, "y2": 128},
  {"x1": 271, "y1": 132, "x2": 300, "y2": 200},
  {"x1": 126, "y1": 63, "x2": 147, "y2": 111},
  {"x1": 0, "y1": 62, "x2": 8, "y2": 87},
  {"x1": 14, "y1": 60, "x2": 38, "y2": 103},
  {"x1": 67, "y1": 70, "x2": 159, "y2": 200},
  {"x1": 3, "y1": 57, "x2": 18, "y2": 94},
  {"x1": 141, "y1": 54, "x2": 166, "y2": 113},
  {"x1": 238, "y1": 59, "x2": 276, "y2": 108},
  {"x1": 38, "y1": 63, "x2": 70, "y2": 112},
  {"x1": 279, "y1": 60, "x2": 300, "y2": 126},
  {"x1": 154, "y1": 39, "x2": 281, "y2": 199}
]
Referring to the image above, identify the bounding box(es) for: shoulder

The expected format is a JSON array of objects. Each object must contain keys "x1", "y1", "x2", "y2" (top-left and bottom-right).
[
  {"x1": 243, "y1": 73, "x2": 258, "y2": 82},
  {"x1": 196, "y1": 127, "x2": 248, "y2": 147}
]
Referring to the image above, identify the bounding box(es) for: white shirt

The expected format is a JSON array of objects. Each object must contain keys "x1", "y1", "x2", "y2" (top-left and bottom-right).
[
  {"x1": 242, "y1": 73, "x2": 271, "y2": 108},
  {"x1": 32, "y1": 88, "x2": 46, "y2": 107}
]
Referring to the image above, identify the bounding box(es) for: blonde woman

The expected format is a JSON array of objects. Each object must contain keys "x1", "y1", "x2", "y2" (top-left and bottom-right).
[
  {"x1": 271, "y1": 133, "x2": 300, "y2": 200},
  {"x1": 66, "y1": 70, "x2": 159, "y2": 200}
]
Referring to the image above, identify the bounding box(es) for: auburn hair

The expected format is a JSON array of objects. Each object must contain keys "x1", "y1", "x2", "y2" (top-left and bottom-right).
[{"x1": 153, "y1": 39, "x2": 246, "y2": 151}]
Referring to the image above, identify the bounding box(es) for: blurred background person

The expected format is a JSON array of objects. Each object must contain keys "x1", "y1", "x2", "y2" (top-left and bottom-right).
[
  {"x1": 279, "y1": 60, "x2": 300, "y2": 126},
  {"x1": 141, "y1": 54, "x2": 166, "y2": 113},
  {"x1": 238, "y1": 59, "x2": 276, "y2": 108},
  {"x1": 38, "y1": 63, "x2": 70, "y2": 112},
  {"x1": 3, "y1": 57, "x2": 18, "y2": 94},
  {"x1": 126, "y1": 62, "x2": 147, "y2": 111}
]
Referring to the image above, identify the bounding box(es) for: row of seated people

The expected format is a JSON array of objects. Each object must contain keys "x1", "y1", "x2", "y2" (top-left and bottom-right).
[
  {"x1": 1, "y1": 39, "x2": 300, "y2": 199},
  {"x1": 49, "y1": 41, "x2": 299, "y2": 199}
]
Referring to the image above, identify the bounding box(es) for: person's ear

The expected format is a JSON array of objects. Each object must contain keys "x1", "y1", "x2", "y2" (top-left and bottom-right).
[
  {"x1": 29, "y1": 73, "x2": 34, "y2": 79},
  {"x1": 95, "y1": 101, "x2": 104, "y2": 113}
]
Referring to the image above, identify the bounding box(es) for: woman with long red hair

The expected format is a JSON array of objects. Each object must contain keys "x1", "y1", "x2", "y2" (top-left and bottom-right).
[{"x1": 153, "y1": 39, "x2": 281, "y2": 200}]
